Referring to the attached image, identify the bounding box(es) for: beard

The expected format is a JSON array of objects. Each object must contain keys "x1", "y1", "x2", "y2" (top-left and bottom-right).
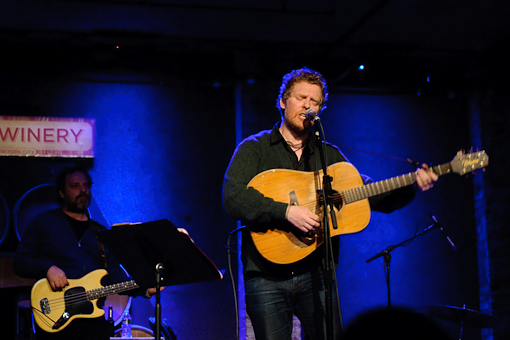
[
  {"x1": 64, "y1": 194, "x2": 91, "y2": 213},
  {"x1": 284, "y1": 111, "x2": 312, "y2": 135}
]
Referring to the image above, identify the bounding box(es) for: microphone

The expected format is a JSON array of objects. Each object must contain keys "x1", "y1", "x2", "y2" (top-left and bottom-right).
[
  {"x1": 432, "y1": 215, "x2": 457, "y2": 250},
  {"x1": 305, "y1": 108, "x2": 320, "y2": 122}
]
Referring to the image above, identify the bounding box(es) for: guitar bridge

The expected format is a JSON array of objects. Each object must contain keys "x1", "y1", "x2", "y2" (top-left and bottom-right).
[{"x1": 40, "y1": 298, "x2": 51, "y2": 314}]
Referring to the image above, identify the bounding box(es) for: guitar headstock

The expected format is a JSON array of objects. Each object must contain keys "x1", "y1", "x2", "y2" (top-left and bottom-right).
[{"x1": 450, "y1": 150, "x2": 489, "y2": 176}]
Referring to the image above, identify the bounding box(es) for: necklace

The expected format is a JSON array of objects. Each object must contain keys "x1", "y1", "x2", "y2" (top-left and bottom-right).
[
  {"x1": 279, "y1": 125, "x2": 308, "y2": 152},
  {"x1": 286, "y1": 140, "x2": 307, "y2": 152}
]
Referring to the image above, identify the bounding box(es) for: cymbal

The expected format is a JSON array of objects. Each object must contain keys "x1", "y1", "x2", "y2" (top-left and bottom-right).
[{"x1": 420, "y1": 305, "x2": 497, "y2": 329}]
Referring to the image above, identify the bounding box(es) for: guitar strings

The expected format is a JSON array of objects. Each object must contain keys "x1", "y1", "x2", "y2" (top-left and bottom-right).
[
  {"x1": 41, "y1": 283, "x2": 138, "y2": 310},
  {"x1": 32, "y1": 305, "x2": 60, "y2": 326},
  {"x1": 44, "y1": 287, "x2": 133, "y2": 308}
]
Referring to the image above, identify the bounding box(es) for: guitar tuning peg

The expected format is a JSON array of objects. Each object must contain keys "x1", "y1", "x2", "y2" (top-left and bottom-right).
[
  {"x1": 472, "y1": 171, "x2": 477, "y2": 176},
  {"x1": 483, "y1": 168, "x2": 486, "y2": 173},
  {"x1": 406, "y1": 158, "x2": 421, "y2": 167}
]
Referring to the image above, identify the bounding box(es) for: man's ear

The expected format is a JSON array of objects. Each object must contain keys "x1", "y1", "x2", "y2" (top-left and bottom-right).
[
  {"x1": 280, "y1": 97, "x2": 286, "y2": 110},
  {"x1": 59, "y1": 190, "x2": 65, "y2": 199}
]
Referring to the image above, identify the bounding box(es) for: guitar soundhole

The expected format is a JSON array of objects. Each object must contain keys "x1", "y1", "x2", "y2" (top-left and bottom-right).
[
  {"x1": 332, "y1": 191, "x2": 343, "y2": 210},
  {"x1": 300, "y1": 231, "x2": 318, "y2": 246},
  {"x1": 317, "y1": 190, "x2": 343, "y2": 211}
]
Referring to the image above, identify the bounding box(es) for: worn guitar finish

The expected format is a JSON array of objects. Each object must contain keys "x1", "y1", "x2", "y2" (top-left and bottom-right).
[
  {"x1": 248, "y1": 151, "x2": 489, "y2": 264},
  {"x1": 31, "y1": 269, "x2": 138, "y2": 333}
]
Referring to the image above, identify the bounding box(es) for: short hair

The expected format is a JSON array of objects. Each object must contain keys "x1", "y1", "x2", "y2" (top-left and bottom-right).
[
  {"x1": 276, "y1": 67, "x2": 329, "y2": 116},
  {"x1": 55, "y1": 165, "x2": 93, "y2": 195}
]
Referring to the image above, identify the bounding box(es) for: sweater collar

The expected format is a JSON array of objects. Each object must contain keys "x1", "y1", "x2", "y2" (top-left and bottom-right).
[{"x1": 269, "y1": 121, "x2": 317, "y2": 151}]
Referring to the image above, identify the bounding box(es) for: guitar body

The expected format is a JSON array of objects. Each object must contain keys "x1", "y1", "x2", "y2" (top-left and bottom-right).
[
  {"x1": 248, "y1": 162, "x2": 371, "y2": 264},
  {"x1": 247, "y1": 150, "x2": 489, "y2": 264},
  {"x1": 31, "y1": 269, "x2": 108, "y2": 333}
]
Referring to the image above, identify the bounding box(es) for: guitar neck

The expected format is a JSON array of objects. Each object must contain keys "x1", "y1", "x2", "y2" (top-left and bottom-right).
[
  {"x1": 86, "y1": 280, "x2": 138, "y2": 301},
  {"x1": 343, "y1": 162, "x2": 452, "y2": 204}
]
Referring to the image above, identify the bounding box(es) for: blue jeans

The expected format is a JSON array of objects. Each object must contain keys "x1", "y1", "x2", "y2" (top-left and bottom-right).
[{"x1": 245, "y1": 269, "x2": 342, "y2": 340}]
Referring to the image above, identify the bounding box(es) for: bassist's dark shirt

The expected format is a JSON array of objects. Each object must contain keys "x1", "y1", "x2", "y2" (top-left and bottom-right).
[
  {"x1": 65, "y1": 214, "x2": 90, "y2": 243},
  {"x1": 14, "y1": 208, "x2": 131, "y2": 286}
]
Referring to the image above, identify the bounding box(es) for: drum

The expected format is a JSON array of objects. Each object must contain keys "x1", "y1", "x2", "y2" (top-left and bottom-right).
[
  {"x1": 0, "y1": 193, "x2": 9, "y2": 246},
  {"x1": 113, "y1": 324, "x2": 157, "y2": 338},
  {"x1": 13, "y1": 183, "x2": 109, "y2": 241},
  {"x1": 103, "y1": 294, "x2": 132, "y2": 326},
  {"x1": 13, "y1": 183, "x2": 59, "y2": 241}
]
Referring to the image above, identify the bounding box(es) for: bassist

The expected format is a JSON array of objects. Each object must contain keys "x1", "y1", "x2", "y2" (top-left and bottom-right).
[{"x1": 13, "y1": 166, "x2": 159, "y2": 340}]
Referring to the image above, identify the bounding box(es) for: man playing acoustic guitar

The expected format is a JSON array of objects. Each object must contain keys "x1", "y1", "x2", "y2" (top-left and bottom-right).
[
  {"x1": 222, "y1": 67, "x2": 438, "y2": 340},
  {"x1": 14, "y1": 166, "x2": 160, "y2": 340}
]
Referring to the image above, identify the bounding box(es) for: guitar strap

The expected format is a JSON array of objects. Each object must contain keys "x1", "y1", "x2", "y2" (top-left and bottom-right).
[{"x1": 90, "y1": 219, "x2": 108, "y2": 269}]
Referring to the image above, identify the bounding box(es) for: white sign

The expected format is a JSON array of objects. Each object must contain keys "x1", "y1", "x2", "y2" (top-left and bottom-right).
[{"x1": 0, "y1": 116, "x2": 95, "y2": 158}]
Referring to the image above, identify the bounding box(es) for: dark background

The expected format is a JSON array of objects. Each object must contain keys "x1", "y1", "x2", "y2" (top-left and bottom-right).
[{"x1": 1, "y1": 1, "x2": 509, "y2": 339}]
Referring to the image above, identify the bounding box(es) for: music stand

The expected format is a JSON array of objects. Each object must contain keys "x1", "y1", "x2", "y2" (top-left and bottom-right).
[{"x1": 97, "y1": 219, "x2": 223, "y2": 339}]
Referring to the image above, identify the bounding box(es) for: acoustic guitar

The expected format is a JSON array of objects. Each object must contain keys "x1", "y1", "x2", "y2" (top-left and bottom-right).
[
  {"x1": 31, "y1": 269, "x2": 138, "y2": 333},
  {"x1": 248, "y1": 150, "x2": 489, "y2": 264}
]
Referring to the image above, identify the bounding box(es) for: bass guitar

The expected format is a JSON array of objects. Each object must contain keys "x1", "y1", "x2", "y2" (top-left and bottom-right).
[
  {"x1": 248, "y1": 150, "x2": 489, "y2": 264},
  {"x1": 31, "y1": 269, "x2": 138, "y2": 333}
]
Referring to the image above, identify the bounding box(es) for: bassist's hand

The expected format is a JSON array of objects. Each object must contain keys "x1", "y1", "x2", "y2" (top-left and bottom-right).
[
  {"x1": 286, "y1": 205, "x2": 321, "y2": 233},
  {"x1": 47, "y1": 265, "x2": 69, "y2": 291}
]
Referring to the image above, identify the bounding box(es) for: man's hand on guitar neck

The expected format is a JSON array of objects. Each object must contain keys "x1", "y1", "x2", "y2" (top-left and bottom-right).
[
  {"x1": 47, "y1": 265, "x2": 69, "y2": 291},
  {"x1": 145, "y1": 286, "x2": 167, "y2": 298},
  {"x1": 416, "y1": 164, "x2": 438, "y2": 192},
  {"x1": 286, "y1": 205, "x2": 321, "y2": 233}
]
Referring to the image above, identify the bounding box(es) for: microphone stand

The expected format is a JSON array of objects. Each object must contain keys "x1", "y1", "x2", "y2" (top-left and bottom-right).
[
  {"x1": 365, "y1": 222, "x2": 438, "y2": 307},
  {"x1": 312, "y1": 118, "x2": 340, "y2": 340}
]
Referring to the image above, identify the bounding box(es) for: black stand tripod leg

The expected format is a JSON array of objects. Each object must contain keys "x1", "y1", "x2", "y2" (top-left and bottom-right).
[
  {"x1": 383, "y1": 252, "x2": 391, "y2": 308},
  {"x1": 155, "y1": 263, "x2": 164, "y2": 340}
]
